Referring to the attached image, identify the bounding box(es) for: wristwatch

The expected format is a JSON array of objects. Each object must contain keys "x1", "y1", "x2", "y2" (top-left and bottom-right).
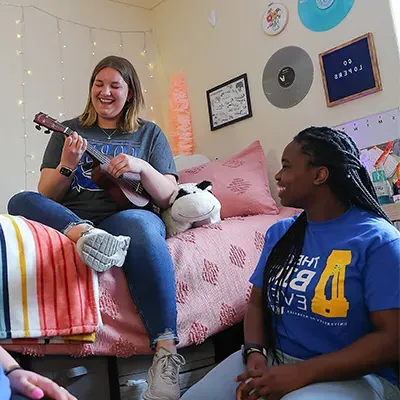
[
  {"x1": 241, "y1": 343, "x2": 268, "y2": 365},
  {"x1": 59, "y1": 166, "x2": 75, "y2": 177}
]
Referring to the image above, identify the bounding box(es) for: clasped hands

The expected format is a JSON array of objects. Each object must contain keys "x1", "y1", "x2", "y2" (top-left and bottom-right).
[{"x1": 235, "y1": 353, "x2": 306, "y2": 400}]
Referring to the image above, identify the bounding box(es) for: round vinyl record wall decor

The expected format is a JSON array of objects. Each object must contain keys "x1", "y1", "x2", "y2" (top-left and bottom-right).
[
  {"x1": 298, "y1": 0, "x2": 355, "y2": 32},
  {"x1": 262, "y1": 46, "x2": 314, "y2": 109}
]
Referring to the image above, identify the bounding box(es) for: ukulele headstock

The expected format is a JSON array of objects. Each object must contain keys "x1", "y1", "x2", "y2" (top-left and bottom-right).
[{"x1": 33, "y1": 112, "x2": 67, "y2": 135}]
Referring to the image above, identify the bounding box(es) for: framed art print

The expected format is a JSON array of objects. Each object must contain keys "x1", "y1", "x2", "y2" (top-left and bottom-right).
[
  {"x1": 319, "y1": 32, "x2": 382, "y2": 107},
  {"x1": 206, "y1": 73, "x2": 253, "y2": 131}
]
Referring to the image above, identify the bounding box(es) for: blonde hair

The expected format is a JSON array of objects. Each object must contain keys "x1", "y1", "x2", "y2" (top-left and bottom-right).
[{"x1": 79, "y1": 55, "x2": 145, "y2": 132}]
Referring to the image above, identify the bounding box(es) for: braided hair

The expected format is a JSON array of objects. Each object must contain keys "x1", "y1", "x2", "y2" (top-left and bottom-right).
[{"x1": 262, "y1": 126, "x2": 391, "y2": 364}]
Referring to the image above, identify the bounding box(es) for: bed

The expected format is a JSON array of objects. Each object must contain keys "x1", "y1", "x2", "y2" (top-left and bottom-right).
[{"x1": 1, "y1": 142, "x2": 298, "y2": 398}]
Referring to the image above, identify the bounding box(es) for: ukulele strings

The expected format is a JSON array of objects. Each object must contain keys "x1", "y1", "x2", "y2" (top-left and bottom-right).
[{"x1": 64, "y1": 127, "x2": 144, "y2": 194}]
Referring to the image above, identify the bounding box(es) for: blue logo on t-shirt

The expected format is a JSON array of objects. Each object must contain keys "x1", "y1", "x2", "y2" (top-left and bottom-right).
[{"x1": 71, "y1": 139, "x2": 138, "y2": 192}]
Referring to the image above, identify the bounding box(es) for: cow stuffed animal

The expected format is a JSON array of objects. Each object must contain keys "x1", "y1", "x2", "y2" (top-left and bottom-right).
[{"x1": 162, "y1": 180, "x2": 221, "y2": 238}]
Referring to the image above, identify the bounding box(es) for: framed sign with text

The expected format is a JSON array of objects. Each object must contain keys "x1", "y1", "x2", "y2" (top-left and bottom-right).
[
  {"x1": 206, "y1": 73, "x2": 253, "y2": 131},
  {"x1": 319, "y1": 33, "x2": 382, "y2": 107}
]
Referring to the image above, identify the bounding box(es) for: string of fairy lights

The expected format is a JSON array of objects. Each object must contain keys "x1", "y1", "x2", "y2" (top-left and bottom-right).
[
  {"x1": 2, "y1": 2, "x2": 157, "y2": 189},
  {"x1": 16, "y1": 7, "x2": 31, "y2": 188}
]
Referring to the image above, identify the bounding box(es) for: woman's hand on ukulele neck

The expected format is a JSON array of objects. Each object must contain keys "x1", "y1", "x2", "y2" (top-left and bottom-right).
[{"x1": 60, "y1": 131, "x2": 87, "y2": 170}]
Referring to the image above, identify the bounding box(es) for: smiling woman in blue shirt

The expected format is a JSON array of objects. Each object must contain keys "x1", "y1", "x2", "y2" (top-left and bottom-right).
[{"x1": 181, "y1": 126, "x2": 400, "y2": 400}]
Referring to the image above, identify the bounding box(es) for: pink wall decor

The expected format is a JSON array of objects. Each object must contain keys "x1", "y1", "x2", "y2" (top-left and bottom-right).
[{"x1": 168, "y1": 72, "x2": 194, "y2": 155}]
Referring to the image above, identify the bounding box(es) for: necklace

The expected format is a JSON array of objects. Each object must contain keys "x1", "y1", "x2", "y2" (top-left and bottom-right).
[{"x1": 99, "y1": 126, "x2": 118, "y2": 140}]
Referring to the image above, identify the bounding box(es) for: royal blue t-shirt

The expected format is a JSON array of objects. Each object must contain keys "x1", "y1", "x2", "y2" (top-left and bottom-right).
[
  {"x1": 0, "y1": 367, "x2": 11, "y2": 399},
  {"x1": 250, "y1": 206, "x2": 400, "y2": 385}
]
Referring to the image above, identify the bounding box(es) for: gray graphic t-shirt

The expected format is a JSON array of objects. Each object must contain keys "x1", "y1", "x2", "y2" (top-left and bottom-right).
[{"x1": 41, "y1": 118, "x2": 177, "y2": 223}]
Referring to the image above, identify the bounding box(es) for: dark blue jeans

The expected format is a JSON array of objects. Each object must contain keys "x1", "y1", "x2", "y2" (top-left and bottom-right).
[{"x1": 8, "y1": 192, "x2": 178, "y2": 348}]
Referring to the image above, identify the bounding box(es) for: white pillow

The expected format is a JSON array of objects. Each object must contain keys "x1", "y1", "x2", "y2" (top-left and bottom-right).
[{"x1": 174, "y1": 154, "x2": 210, "y2": 171}]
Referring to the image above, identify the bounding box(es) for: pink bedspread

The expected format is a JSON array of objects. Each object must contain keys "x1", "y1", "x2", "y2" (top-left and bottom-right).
[{"x1": 4, "y1": 208, "x2": 297, "y2": 358}]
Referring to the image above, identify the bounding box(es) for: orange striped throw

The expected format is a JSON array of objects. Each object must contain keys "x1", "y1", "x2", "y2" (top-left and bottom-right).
[{"x1": 0, "y1": 215, "x2": 100, "y2": 340}]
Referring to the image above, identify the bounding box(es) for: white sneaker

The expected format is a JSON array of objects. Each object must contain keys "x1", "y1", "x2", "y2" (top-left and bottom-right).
[
  {"x1": 76, "y1": 228, "x2": 130, "y2": 272},
  {"x1": 143, "y1": 347, "x2": 186, "y2": 400}
]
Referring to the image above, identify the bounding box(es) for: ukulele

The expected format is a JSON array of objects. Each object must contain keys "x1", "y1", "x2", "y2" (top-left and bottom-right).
[{"x1": 34, "y1": 112, "x2": 150, "y2": 207}]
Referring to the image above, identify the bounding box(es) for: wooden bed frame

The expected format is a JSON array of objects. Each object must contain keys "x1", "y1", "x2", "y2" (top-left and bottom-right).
[{"x1": 10, "y1": 323, "x2": 244, "y2": 399}]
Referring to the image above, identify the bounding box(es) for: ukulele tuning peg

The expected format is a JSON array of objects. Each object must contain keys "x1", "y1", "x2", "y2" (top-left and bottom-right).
[
  {"x1": 44, "y1": 129, "x2": 51, "y2": 134},
  {"x1": 35, "y1": 125, "x2": 41, "y2": 131}
]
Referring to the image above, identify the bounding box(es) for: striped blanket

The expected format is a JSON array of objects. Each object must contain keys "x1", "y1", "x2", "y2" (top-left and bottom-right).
[{"x1": 0, "y1": 215, "x2": 100, "y2": 341}]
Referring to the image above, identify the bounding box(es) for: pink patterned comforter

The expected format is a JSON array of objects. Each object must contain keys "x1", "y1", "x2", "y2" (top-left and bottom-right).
[{"x1": 4, "y1": 208, "x2": 297, "y2": 358}]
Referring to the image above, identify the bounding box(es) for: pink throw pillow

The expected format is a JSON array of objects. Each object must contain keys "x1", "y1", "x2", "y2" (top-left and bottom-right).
[{"x1": 178, "y1": 140, "x2": 279, "y2": 219}]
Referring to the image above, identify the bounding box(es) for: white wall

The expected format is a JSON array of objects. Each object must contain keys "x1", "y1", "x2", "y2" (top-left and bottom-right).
[
  {"x1": 1, "y1": 0, "x2": 399, "y2": 211},
  {"x1": 0, "y1": 0, "x2": 160, "y2": 212},
  {"x1": 390, "y1": 0, "x2": 400, "y2": 52},
  {"x1": 153, "y1": 0, "x2": 400, "y2": 201}
]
